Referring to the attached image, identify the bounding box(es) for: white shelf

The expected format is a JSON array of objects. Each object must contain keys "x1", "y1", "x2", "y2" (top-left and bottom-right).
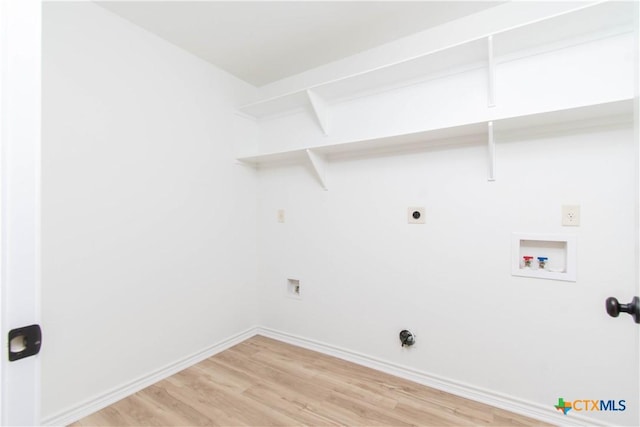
[
  {"x1": 238, "y1": 99, "x2": 633, "y2": 189},
  {"x1": 494, "y1": 98, "x2": 633, "y2": 137},
  {"x1": 238, "y1": 122, "x2": 487, "y2": 166},
  {"x1": 239, "y1": 90, "x2": 310, "y2": 118},
  {"x1": 238, "y1": 98, "x2": 633, "y2": 175},
  {"x1": 236, "y1": 1, "x2": 634, "y2": 189},
  {"x1": 493, "y1": 1, "x2": 634, "y2": 61},
  {"x1": 312, "y1": 39, "x2": 487, "y2": 103},
  {"x1": 238, "y1": 39, "x2": 487, "y2": 120},
  {"x1": 237, "y1": 2, "x2": 633, "y2": 122}
]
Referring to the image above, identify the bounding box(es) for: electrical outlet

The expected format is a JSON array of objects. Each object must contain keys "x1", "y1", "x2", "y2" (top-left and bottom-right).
[
  {"x1": 408, "y1": 207, "x2": 425, "y2": 224},
  {"x1": 277, "y1": 209, "x2": 285, "y2": 223},
  {"x1": 562, "y1": 205, "x2": 580, "y2": 226}
]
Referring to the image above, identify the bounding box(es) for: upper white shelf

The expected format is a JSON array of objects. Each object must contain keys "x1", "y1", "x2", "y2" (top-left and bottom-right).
[
  {"x1": 239, "y1": 39, "x2": 487, "y2": 119},
  {"x1": 493, "y1": 1, "x2": 634, "y2": 60},
  {"x1": 312, "y1": 39, "x2": 487, "y2": 104},
  {"x1": 238, "y1": 1, "x2": 634, "y2": 120},
  {"x1": 237, "y1": 99, "x2": 633, "y2": 168}
]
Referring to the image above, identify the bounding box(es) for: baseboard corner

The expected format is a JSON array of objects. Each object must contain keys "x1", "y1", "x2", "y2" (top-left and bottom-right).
[{"x1": 41, "y1": 326, "x2": 259, "y2": 426}]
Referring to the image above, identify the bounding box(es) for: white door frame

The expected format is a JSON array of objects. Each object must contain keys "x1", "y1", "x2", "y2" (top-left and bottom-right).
[
  {"x1": 0, "y1": 0, "x2": 42, "y2": 425},
  {"x1": 635, "y1": 3, "x2": 640, "y2": 424}
]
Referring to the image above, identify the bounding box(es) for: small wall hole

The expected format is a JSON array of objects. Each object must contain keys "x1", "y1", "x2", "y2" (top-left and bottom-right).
[{"x1": 287, "y1": 278, "x2": 301, "y2": 298}]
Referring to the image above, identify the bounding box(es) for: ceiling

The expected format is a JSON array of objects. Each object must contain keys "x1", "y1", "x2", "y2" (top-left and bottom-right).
[{"x1": 96, "y1": 1, "x2": 504, "y2": 87}]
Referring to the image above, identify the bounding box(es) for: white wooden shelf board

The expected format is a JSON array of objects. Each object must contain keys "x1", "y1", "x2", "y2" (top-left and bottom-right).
[
  {"x1": 238, "y1": 39, "x2": 487, "y2": 119},
  {"x1": 311, "y1": 39, "x2": 487, "y2": 103},
  {"x1": 237, "y1": 149, "x2": 308, "y2": 167},
  {"x1": 237, "y1": 122, "x2": 487, "y2": 167},
  {"x1": 493, "y1": 1, "x2": 634, "y2": 60},
  {"x1": 239, "y1": 90, "x2": 310, "y2": 118},
  {"x1": 494, "y1": 99, "x2": 634, "y2": 137},
  {"x1": 319, "y1": 123, "x2": 487, "y2": 159},
  {"x1": 237, "y1": 2, "x2": 631, "y2": 120},
  {"x1": 238, "y1": 98, "x2": 634, "y2": 168}
]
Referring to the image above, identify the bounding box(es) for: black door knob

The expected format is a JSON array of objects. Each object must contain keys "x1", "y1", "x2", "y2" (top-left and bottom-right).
[{"x1": 605, "y1": 296, "x2": 640, "y2": 324}]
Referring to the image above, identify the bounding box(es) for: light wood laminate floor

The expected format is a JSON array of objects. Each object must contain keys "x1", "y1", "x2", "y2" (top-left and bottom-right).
[{"x1": 73, "y1": 336, "x2": 553, "y2": 426}]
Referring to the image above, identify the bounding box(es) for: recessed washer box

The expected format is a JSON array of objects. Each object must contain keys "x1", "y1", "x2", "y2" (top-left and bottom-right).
[{"x1": 511, "y1": 233, "x2": 576, "y2": 282}]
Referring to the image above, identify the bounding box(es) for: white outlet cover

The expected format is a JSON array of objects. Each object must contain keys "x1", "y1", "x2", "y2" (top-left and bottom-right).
[
  {"x1": 408, "y1": 207, "x2": 426, "y2": 224},
  {"x1": 562, "y1": 205, "x2": 580, "y2": 226},
  {"x1": 277, "y1": 209, "x2": 285, "y2": 223}
]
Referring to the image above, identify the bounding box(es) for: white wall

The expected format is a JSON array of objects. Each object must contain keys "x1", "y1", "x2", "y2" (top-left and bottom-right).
[
  {"x1": 253, "y1": 4, "x2": 639, "y2": 426},
  {"x1": 257, "y1": 123, "x2": 638, "y2": 426},
  {"x1": 41, "y1": 2, "x2": 258, "y2": 420},
  {"x1": 40, "y1": 1, "x2": 639, "y2": 426}
]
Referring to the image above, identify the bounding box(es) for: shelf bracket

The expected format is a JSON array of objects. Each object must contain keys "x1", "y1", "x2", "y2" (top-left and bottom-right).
[
  {"x1": 306, "y1": 89, "x2": 330, "y2": 135},
  {"x1": 487, "y1": 35, "x2": 496, "y2": 108},
  {"x1": 487, "y1": 121, "x2": 496, "y2": 181},
  {"x1": 305, "y1": 149, "x2": 328, "y2": 190}
]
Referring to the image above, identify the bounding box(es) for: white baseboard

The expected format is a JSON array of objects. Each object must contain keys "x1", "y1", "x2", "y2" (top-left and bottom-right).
[
  {"x1": 41, "y1": 326, "x2": 259, "y2": 426},
  {"x1": 42, "y1": 325, "x2": 606, "y2": 427},
  {"x1": 257, "y1": 327, "x2": 605, "y2": 427}
]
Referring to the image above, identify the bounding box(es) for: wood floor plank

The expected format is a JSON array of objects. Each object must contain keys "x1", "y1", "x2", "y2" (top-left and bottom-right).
[
  {"x1": 241, "y1": 383, "x2": 343, "y2": 427},
  {"x1": 211, "y1": 348, "x2": 333, "y2": 405},
  {"x1": 73, "y1": 336, "x2": 555, "y2": 427},
  {"x1": 312, "y1": 371, "x2": 398, "y2": 411},
  {"x1": 137, "y1": 384, "x2": 214, "y2": 426},
  {"x1": 165, "y1": 368, "x2": 300, "y2": 426}
]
